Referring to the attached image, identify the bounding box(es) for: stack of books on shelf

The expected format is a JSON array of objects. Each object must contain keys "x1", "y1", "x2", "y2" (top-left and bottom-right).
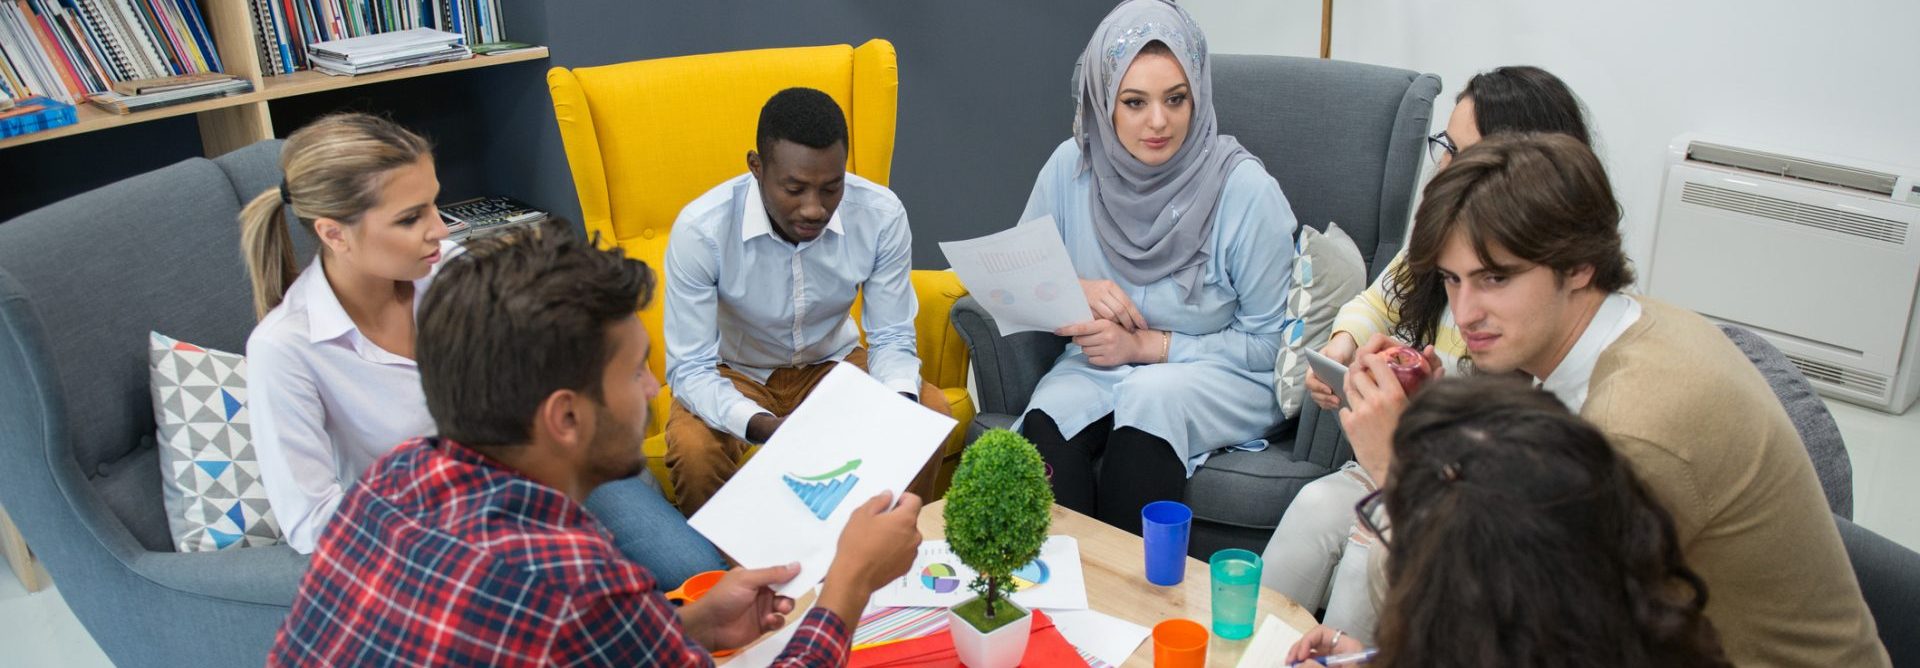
[
  {"x1": 0, "y1": 0, "x2": 226, "y2": 107},
  {"x1": 88, "y1": 71, "x2": 250, "y2": 113},
  {"x1": 0, "y1": 95, "x2": 77, "y2": 138},
  {"x1": 251, "y1": 0, "x2": 511, "y2": 76},
  {"x1": 307, "y1": 27, "x2": 467, "y2": 76},
  {"x1": 439, "y1": 196, "x2": 549, "y2": 241}
]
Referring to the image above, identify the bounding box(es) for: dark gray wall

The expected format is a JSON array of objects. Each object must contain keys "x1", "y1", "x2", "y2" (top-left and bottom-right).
[
  {"x1": 3, "y1": 1, "x2": 1116, "y2": 268},
  {"x1": 482, "y1": 0, "x2": 1114, "y2": 268}
]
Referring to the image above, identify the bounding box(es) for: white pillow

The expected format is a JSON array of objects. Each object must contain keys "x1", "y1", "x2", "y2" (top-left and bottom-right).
[
  {"x1": 1275, "y1": 224, "x2": 1367, "y2": 418},
  {"x1": 149, "y1": 332, "x2": 283, "y2": 551}
]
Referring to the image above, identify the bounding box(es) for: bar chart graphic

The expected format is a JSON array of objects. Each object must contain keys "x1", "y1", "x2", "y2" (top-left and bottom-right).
[{"x1": 783, "y1": 458, "x2": 862, "y2": 520}]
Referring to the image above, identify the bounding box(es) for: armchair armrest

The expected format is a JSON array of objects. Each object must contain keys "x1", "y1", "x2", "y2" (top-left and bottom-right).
[
  {"x1": 909, "y1": 269, "x2": 971, "y2": 391},
  {"x1": 1294, "y1": 396, "x2": 1353, "y2": 470},
  {"x1": 132, "y1": 544, "x2": 310, "y2": 607},
  {"x1": 950, "y1": 296, "x2": 1067, "y2": 417}
]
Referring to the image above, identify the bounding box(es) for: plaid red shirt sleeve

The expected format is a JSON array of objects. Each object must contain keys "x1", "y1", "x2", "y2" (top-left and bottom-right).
[{"x1": 268, "y1": 437, "x2": 851, "y2": 667}]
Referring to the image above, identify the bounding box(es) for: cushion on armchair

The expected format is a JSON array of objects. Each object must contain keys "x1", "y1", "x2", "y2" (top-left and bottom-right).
[
  {"x1": 149, "y1": 332, "x2": 283, "y2": 551},
  {"x1": 1274, "y1": 223, "x2": 1366, "y2": 418}
]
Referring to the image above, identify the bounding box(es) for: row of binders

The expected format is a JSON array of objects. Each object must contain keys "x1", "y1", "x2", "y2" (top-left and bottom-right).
[
  {"x1": 0, "y1": 0, "x2": 226, "y2": 105},
  {"x1": 250, "y1": 0, "x2": 507, "y2": 76}
]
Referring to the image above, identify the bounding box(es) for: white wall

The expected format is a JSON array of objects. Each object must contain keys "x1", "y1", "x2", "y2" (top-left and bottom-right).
[{"x1": 1183, "y1": 0, "x2": 1920, "y2": 271}]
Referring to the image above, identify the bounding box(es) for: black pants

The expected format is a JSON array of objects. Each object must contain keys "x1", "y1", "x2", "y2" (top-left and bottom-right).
[{"x1": 1022, "y1": 410, "x2": 1186, "y2": 535}]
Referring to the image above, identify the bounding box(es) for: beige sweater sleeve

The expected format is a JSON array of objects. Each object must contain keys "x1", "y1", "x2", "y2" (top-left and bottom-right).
[{"x1": 1601, "y1": 433, "x2": 1710, "y2": 546}]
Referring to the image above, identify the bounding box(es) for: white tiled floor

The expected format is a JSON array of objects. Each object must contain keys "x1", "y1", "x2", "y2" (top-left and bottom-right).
[
  {"x1": 0, "y1": 558, "x2": 111, "y2": 668},
  {"x1": 1, "y1": 399, "x2": 1914, "y2": 665},
  {"x1": 1828, "y1": 400, "x2": 1920, "y2": 551}
]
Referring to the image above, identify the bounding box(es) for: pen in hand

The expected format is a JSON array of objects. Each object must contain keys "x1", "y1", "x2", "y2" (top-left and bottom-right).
[{"x1": 1292, "y1": 648, "x2": 1378, "y2": 667}]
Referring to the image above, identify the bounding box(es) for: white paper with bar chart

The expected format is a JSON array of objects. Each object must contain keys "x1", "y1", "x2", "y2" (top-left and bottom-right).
[
  {"x1": 689, "y1": 363, "x2": 956, "y2": 597},
  {"x1": 939, "y1": 216, "x2": 1094, "y2": 336}
]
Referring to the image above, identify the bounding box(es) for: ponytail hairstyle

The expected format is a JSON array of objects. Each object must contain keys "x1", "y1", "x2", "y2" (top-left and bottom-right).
[{"x1": 240, "y1": 113, "x2": 432, "y2": 319}]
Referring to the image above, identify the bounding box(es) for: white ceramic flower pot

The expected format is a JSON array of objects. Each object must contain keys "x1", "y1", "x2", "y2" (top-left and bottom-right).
[{"x1": 948, "y1": 598, "x2": 1032, "y2": 668}]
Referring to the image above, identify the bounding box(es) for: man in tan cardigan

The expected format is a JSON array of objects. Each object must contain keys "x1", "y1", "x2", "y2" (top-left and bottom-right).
[{"x1": 1336, "y1": 133, "x2": 1887, "y2": 666}]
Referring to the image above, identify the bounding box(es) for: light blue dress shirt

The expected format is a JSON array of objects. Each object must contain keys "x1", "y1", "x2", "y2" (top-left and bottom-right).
[
  {"x1": 1018, "y1": 139, "x2": 1298, "y2": 474},
  {"x1": 664, "y1": 172, "x2": 922, "y2": 441}
]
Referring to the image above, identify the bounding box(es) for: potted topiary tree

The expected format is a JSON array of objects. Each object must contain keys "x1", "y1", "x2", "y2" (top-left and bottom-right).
[{"x1": 943, "y1": 428, "x2": 1053, "y2": 668}]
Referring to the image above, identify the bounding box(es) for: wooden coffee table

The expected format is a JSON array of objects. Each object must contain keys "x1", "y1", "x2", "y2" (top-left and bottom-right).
[
  {"x1": 726, "y1": 500, "x2": 1317, "y2": 666},
  {"x1": 916, "y1": 499, "x2": 1315, "y2": 667}
]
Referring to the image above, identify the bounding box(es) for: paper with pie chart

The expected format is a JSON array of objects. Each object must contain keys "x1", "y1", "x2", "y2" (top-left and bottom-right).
[
  {"x1": 868, "y1": 536, "x2": 1088, "y2": 610},
  {"x1": 939, "y1": 216, "x2": 1094, "y2": 336},
  {"x1": 689, "y1": 364, "x2": 956, "y2": 598}
]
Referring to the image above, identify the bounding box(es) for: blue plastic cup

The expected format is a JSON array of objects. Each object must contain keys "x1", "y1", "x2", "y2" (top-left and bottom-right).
[{"x1": 1141, "y1": 500, "x2": 1192, "y2": 586}]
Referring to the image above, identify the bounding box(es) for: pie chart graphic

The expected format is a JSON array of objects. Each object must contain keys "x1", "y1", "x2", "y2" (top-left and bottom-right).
[
  {"x1": 920, "y1": 563, "x2": 961, "y2": 594},
  {"x1": 1034, "y1": 282, "x2": 1059, "y2": 301},
  {"x1": 1010, "y1": 559, "x2": 1051, "y2": 591}
]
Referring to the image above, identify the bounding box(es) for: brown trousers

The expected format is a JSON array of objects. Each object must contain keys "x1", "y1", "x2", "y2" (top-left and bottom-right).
[{"x1": 666, "y1": 347, "x2": 951, "y2": 515}]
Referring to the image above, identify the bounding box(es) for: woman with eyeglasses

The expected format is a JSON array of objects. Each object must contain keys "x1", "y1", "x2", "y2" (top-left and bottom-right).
[
  {"x1": 1260, "y1": 65, "x2": 1591, "y2": 643},
  {"x1": 1287, "y1": 377, "x2": 1731, "y2": 667}
]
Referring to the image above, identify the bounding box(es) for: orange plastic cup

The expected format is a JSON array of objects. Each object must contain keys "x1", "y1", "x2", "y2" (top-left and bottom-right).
[
  {"x1": 1152, "y1": 618, "x2": 1208, "y2": 667},
  {"x1": 665, "y1": 569, "x2": 727, "y2": 606},
  {"x1": 665, "y1": 570, "x2": 737, "y2": 657}
]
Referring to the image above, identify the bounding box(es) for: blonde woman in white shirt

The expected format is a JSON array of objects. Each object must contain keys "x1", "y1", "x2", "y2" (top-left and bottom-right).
[{"x1": 240, "y1": 114, "x2": 722, "y2": 585}]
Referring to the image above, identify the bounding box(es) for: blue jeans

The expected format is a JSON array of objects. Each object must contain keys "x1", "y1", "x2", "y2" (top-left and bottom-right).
[{"x1": 584, "y1": 470, "x2": 727, "y2": 588}]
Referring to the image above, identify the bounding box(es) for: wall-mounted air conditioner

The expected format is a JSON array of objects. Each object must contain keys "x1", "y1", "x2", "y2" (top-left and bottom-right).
[{"x1": 1647, "y1": 134, "x2": 1920, "y2": 413}]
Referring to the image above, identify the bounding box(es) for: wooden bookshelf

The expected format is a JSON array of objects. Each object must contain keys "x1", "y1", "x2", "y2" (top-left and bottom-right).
[
  {"x1": 0, "y1": 0, "x2": 546, "y2": 154},
  {"x1": 0, "y1": 91, "x2": 264, "y2": 148},
  {"x1": 257, "y1": 48, "x2": 548, "y2": 100}
]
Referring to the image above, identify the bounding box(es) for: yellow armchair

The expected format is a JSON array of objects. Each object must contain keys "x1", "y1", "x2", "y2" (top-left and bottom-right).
[{"x1": 546, "y1": 40, "x2": 973, "y2": 502}]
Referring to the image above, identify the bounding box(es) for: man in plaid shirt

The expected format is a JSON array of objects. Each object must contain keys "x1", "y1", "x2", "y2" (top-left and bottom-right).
[{"x1": 270, "y1": 225, "x2": 923, "y2": 666}]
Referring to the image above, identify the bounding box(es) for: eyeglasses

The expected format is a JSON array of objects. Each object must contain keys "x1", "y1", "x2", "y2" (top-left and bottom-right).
[
  {"x1": 1426, "y1": 131, "x2": 1458, "y2": 165},
  {"x1": 1354, "y1": 489, "x2": 1391, "y2": 549}
]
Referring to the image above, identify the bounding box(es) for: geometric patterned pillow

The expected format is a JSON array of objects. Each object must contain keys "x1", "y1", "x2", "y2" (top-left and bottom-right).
[
  {"x1": 148, "y1": 331, "x2": 283, "y2": 551},
  {"x1": 1274, "y1": 223, "x2": 1367, "y2": 418}
]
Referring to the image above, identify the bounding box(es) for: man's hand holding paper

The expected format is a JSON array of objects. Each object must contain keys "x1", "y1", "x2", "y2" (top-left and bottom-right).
[{"x1": 688, "y1": 364, "x2": 954, "y2": 598}]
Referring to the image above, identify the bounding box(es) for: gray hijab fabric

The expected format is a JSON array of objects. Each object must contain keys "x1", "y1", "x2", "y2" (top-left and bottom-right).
[{"x1": 1074, "y1": 0, "x2": 1257, "y2": 302}]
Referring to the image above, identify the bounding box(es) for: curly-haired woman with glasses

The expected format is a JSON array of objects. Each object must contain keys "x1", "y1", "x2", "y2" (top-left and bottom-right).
[
  {"x1": 1306, "y1": 65, "x2": 1591, "y2": 410},
  {"x1": 1288, "y1": 376, "x2": 1730, "y2": 668}
]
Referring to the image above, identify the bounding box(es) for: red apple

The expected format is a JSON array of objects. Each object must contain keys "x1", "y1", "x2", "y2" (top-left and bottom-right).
[{"x1": 1384, "y1": 346, "x2": 1432, "y2": 396}]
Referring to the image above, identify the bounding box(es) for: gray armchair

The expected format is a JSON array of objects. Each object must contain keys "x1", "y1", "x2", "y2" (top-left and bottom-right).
[
  {"x1": 1837, "y1": 515, "x2": 1920, "y2": 665},
  {"x1": 0, "y1": 140, "x2": 311, "y2": 667},
  {"x1": 1717, "y1": 325, "x2": 1915, "y2": 660},
  {"x1": 954, "y1": 55, "x2": 1442, "y2": 557}
]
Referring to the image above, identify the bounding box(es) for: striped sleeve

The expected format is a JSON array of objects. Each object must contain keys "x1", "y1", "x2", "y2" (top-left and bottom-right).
[{"x1": 1330, "y1": 249, "x2": 1409, "y2": 344}]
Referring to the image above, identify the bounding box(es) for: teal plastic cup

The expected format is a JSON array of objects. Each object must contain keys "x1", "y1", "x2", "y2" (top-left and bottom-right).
[{"x1": 1209, "y1": 548, "x2": 1262, "y2": 640}]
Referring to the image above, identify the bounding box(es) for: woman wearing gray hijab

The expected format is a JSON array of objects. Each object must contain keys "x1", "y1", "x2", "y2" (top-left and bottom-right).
[{"x1": 1016, "y1": 0, "x2": 1297, "y2": 534}]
